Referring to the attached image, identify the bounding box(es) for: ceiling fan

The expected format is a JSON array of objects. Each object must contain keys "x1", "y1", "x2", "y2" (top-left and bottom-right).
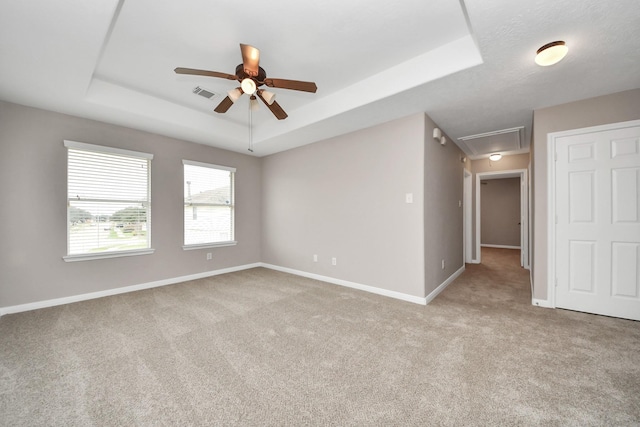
[{"x1": 175, "y1": 44, "x2": 317, "y2": 120}]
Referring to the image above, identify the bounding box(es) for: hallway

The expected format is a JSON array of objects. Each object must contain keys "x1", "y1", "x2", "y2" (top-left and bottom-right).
[
  {"x1": 436, "y1": 247, "x2": 533, "y2": 310},
  {"x1": 428, "y1": 247, "x2": 640, "y2": 424}
]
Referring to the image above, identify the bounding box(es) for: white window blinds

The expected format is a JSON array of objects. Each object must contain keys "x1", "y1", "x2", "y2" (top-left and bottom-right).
[
  {"x1": 65, "y1": 141, "x2": 152, "y2": 257},
  {"x1": 183, "y1": 160, "x2": 235, "y2": 247}
]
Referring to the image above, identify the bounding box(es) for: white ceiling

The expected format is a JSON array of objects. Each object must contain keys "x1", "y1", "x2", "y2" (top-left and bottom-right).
[{"x1": 1, "y1": 0, "x2": 638, "y2": 158}]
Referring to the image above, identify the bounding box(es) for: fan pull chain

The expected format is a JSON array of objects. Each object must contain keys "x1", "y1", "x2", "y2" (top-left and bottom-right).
[{"x1": 248, "y1": 100, "x2": 254, "y2": 152}]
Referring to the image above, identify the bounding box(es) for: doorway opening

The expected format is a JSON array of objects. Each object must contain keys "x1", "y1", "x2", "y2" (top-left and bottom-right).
[{"x1": 475, "y1": 169, "x2": 529, "y2": 269}]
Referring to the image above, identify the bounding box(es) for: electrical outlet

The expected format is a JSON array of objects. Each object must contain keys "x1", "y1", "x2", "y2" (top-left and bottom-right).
[
  {"x1": 332, "y1": 257, "x2": 337, "y2": 266},
  {"x1": 313, "y1": 254, "x2": 318, "y2": 262},
  {"x1": 206, "y1": 253, "x2": 212, "y2": 261},
  {"x1": 405, "y1": 193, "x2": 413, "y2": 204}
]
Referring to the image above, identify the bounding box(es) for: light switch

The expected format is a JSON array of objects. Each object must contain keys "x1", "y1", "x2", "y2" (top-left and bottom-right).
[{"x1": 405, "y1": 193, "x2": 413, "y2": 204}]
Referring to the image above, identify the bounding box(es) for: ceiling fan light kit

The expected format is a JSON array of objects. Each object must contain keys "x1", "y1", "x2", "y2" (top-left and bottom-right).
[
  {"x1": 249, "y1": 96, "x2": 260, "y2": 111},
  {"x1": 241, "y1": 78, "x2": 257, "y2": 95},
  {"x1": 259, "y1": 89, "x2": 276, "y2": 105},
  {"x1": 228, "y1": 87, "x2": 243, "y2": 102},
  {"x1": 175, "y1": 43, "x2": 317, "y2": 120},
  {"x1": 535, "y1": 41, "x2": 568, "y2": 66}
]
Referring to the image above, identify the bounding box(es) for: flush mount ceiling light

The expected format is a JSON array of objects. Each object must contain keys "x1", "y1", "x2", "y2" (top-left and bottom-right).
[
  {"x1": 535, "y1": 41, "x2": 568, "y2": 66},
  {"x1": 489, "y1": 153, "x2": 502, "y2": 161}
]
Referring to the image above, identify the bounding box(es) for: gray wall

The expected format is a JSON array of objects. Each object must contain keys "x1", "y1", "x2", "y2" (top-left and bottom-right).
[
  {"x1": 261, "y1": 114, "x2": 427, "y2": 297},
  {"x1": 531, "y1": 88, "x2": 640, "y2": 301},
  {"x1": 0, "y1": 101, "x2": 262, "y2": 307},
  {"x1": 1, "y1": 102, "x2": 467, "y2": 308},
  {"x1": 480, "y1": 178, "x2": 520, "y2": 247},
  {"x1": 423, "y1": 114, "x2": 465, "y2": 295},
  {"x1": 261, "y1": 113, "x2": 465, "y2": 299}
]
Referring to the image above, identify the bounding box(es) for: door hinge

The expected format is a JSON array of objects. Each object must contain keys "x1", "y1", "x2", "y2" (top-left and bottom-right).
[
  {"x1": 554, "y1": 151, "x2": 558, "y2": 161},
  {"x1": 555, "y1": 278, "x2": 558, "y2": 287}
]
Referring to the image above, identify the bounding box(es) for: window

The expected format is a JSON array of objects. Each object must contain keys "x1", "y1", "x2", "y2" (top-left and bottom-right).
[
  {"x1": 64, "y1": 140, "x2": 153, "y2": 261},
  {"x1": 183, "y1": 160, "x2": 236, "y2": 248}
]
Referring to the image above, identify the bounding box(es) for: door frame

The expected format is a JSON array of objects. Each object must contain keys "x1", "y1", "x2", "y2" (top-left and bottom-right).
[
  {"x1": 546, "y1": 119, "x2": 640, "y2": 309},
  {"x1": 475, "y1": 168, "x2": 529, "y2": 267},
  {"x1": 463, "y1": 169, "x2": 473, "y2": 264}
]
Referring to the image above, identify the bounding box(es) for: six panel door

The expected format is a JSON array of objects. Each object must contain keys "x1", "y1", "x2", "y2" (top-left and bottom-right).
[{"x1": 555, "y1": 124, "x2": 640, "y2": 321}]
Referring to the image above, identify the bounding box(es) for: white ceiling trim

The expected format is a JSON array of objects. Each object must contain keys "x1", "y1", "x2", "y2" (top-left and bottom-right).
[{"x1": 255, "y1": 35, "x2": 484, "y2": 151}]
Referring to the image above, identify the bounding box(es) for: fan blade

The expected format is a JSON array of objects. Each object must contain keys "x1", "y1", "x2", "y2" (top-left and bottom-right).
[
  {"x1": 240, "y1": 44, "x2": 260, "y2": 77},
  {"x1": 214, "y1": 96, "x2": 234, "y2": 114},
  {"x1": 263, "y1": 78, "x2": 317, "y2": 93},
  {"x1": 174, "y1": 67, "x2": 237, "y2": 80},
  {"x1": 256, "y1": 91, "x2": 288, "y2": 120}
]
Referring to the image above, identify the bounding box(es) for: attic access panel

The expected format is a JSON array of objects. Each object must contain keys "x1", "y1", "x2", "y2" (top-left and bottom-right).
[{"x1": 458, "y1": 127, "x2": 524, "y2": 157}]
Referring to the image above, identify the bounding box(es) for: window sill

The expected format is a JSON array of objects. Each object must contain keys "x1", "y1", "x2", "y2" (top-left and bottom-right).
[
  {"x1": 63, "y1": 248, "x2": 155, "y2": 262},
  {"x1": 183, "y1": 241, "x2": 237, "y2": 251}
]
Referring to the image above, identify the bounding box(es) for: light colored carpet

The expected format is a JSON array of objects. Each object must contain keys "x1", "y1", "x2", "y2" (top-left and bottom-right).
[{"x1": 1, "y1": 248, "x2": 639, "y2": 426}]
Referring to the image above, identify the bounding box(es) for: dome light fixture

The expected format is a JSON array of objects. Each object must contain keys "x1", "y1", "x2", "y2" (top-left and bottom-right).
[
  {"x1": 489, "y1": 153, "x2": 502, "y2": 161},
  {"x1": 535, "y1": 41, "x2": 568, "y2": 66}
]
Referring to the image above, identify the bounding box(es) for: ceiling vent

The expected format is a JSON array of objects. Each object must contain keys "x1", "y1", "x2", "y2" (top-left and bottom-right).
[{"x1": 193, "y1": 86, "x2": 217, "y2": 99}]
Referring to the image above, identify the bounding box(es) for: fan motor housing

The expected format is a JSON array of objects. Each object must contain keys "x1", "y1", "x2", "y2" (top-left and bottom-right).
[{"x1": 235, "y1": 64, "x2": 266, "y2": 85}]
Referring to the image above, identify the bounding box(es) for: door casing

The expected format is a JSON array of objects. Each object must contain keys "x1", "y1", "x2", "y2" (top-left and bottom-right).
[{"x1": 475, "y1": 169, "x2": 529, "y2": 268}]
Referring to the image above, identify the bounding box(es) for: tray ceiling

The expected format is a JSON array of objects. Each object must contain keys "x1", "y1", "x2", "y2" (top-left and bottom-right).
[{"x1": 0, "y1": 0, "x2": 638, "y2": 157}]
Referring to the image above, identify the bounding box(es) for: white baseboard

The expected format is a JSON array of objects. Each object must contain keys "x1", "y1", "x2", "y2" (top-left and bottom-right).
[
  {"x1": 481, "y1": 244, "x2": 521, "y2": 249},
  {"x1": 261, "y1": 263, "x2": 466, "y2": 307},
  {"x1": 425, "y1": 265, "x2": 465, "y2": 305},
  {"x1": 260, "y1": 263, "x2": 428, "y2": 305},
  {"x1": 0, "y1": 263, "x2": 261, "y2": 316},
  {"x1": 1, "y1": 262, "x2": 468, "y2": 316},
  {"x1": 531, "y1": 298, "x2": 553, "y2": 308}
]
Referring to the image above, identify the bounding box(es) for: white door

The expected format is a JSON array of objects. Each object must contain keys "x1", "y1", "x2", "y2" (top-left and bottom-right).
[{"x1": 555, "y1": 124, "x2": 640, "y2": 321}]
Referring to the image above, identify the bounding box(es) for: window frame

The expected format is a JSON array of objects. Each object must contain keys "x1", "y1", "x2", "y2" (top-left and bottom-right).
[
  {"x1": 63, "y1": 140, "x2": 154, "y2": 262},
  {"x1": 182, "y1": 159, "x2": 237, "y2": 250}
]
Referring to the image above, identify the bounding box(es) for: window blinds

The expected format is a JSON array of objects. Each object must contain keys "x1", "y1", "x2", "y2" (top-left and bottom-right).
[{"x1": 65, "y1": 141, "x2": 152, "y2": 256}]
